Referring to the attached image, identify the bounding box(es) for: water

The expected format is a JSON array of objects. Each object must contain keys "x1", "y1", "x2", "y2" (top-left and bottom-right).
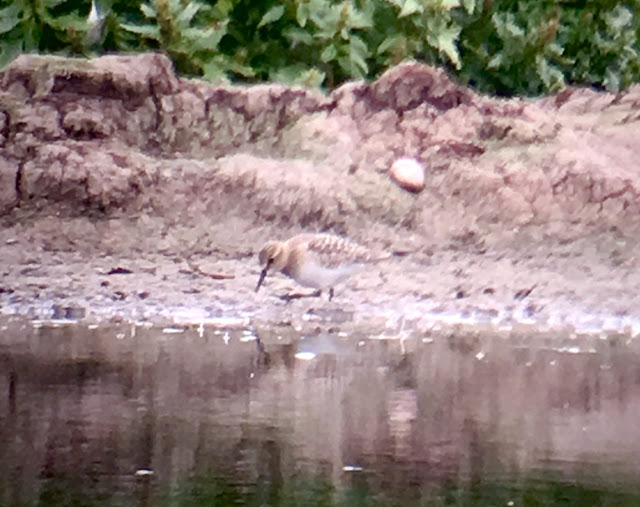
[{"x1": 1, "y1": 318, "x2": 640, "y2": 506}]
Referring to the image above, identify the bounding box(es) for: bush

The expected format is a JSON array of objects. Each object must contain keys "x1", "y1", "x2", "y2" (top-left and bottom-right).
[{"x1": 1, "y1": 0, "x2": 639, "y2": 96}]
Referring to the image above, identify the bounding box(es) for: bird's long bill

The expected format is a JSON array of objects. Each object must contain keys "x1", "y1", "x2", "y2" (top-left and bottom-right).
[{"x1": 255, "y1": 260, "x2": 272, "y2": 293}]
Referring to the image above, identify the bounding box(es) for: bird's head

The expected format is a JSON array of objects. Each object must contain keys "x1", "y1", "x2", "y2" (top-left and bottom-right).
[{"x1": 255, "y1": 240, "x2": 287, "y2": 292}]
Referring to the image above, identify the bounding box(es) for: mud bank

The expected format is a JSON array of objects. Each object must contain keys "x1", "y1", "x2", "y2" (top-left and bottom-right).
[{"x1": 0, "y1": 54, "x2": 639, "y2": 333}]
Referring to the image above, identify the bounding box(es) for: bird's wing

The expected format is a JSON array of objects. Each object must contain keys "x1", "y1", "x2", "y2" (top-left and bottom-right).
[{"x1": 305, "y1": 234, "x2": 373, "y2": 267}]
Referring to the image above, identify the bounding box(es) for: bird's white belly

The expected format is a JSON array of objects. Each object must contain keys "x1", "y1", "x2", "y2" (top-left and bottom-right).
[{"x1": 294, "y1": 260, "x2": 361, "y2": 289}]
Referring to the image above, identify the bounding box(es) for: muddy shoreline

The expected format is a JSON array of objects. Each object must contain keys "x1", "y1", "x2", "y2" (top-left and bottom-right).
[
  {"x1": 1, "y1": 54, "x2": 639, "y2": 334},
  {"x1": 1, "y1": 217, "x2": 638, "y2": 338}
]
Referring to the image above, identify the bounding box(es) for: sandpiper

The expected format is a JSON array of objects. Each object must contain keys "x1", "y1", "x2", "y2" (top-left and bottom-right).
[{"x1": 255, "y1": 233, "x2": 387, "y2": 301}]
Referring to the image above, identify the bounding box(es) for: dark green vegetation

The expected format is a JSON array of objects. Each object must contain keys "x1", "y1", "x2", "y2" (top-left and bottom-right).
[{"x1": 1, "y1": 0, "x2": 640, "y2": 96}]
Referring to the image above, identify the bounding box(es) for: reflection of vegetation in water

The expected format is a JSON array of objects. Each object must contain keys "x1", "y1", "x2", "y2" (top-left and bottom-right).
[
  {"x1": 27, "y1": 465, "x2": 640, "y2": 507},
  {"x1": 161, "y1": 474, "x2": 334, "y2": 507},
  {"x1": 440, "y1": 479, "x2": 640, "y2": 507},
  {"x1": 3, "y1": 323, "x2": 640, "y2": 506},
  {"x1": 163, "y1": 477, "x2": 245, "y2": 506},
  {"x1": 38, "y1": 478, "x2": 112, "y2": 506},
  {"x1": 146, "y1": 472, "x2": 640, "y2": 507}
]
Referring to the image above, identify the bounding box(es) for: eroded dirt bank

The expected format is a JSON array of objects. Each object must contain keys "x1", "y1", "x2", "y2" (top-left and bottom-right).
[{"x1": 0, "y1": 54, "x2": 639, "y2": 333}]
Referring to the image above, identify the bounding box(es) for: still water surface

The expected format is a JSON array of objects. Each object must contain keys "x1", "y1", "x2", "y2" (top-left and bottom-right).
[{"x1": 1, "y1": 319, "x2": 640, "y2": 506}]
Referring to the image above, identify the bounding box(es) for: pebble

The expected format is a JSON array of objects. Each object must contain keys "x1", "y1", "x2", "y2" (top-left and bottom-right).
[{"x1": 390, "y1": 157, "x2": 426, "y2": 193}]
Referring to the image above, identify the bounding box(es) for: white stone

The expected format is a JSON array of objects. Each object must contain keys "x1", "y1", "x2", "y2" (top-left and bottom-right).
[{"x1": 390, "y1": 157, "x2": 426, "y2": 193}]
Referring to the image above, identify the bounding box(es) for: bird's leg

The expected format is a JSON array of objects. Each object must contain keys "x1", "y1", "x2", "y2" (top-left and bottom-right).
[
  {"x1": 279, "y1": 289, "x2": 323, "y2": 302},
  {"x1": 329, "y1": 288, "x2": 334, "y2": 301}
]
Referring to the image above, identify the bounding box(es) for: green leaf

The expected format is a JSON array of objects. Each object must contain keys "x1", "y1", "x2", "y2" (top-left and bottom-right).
[
  {"x1": 212, "y1": 0, "x2": 233, "y2": 18},
  {"x1": 190, "y1": 24, "x2": 227, "y2": 51},
  {"x1": 270, "y1": 65, "x2": 325, "y2": 87},
  {"x1": 168, "y1": 0, "x2": 181, "y2": 14},
  {"x1": 605, "y1": 6, "x2": 633, "y2": 32},
  {"x1": 47, "y1": 13, "x2": 86, "y2": 31},
  {"x1": 603, "y1": 67, "x2": 620, "y2": 92},
  {"x1": 41, "y1": 0, "x2": 68, "y2": 7},
  {"x1": 120, "y1": 23, "x2": 159, "y2": 39},
  {"x1": 284, "y1": 27, "x2": 314, "y2": 46},
  {"x1": 536, "y1": 55, "x2": 564, "y2": 90},
  {"x1": 440, "y1": 0, "x2": 460, "y2": 9},
  {"x1": 493, "y1": 12, "x2": 525, "y2": 39},
  {"x1": 228, "y1": 60, "x2": 255, "y2": 78},
  {"x1": 487, "y1": 53, "x2": 503, "y2": 69},
  {"x1": 337, "y1": 55, "x2": 366, "y2": 77},
  {"x1": 258, "y1": 5, "x2": 285, "y2": 28},
  {"x1": 332, "y1": 35, "x2": 369, "y2": 76},
  {"x1": 462, "y1": 0, "x2": 475, "y2": 14},
  {"x1": 201, "y1": 61, "x2": 228, "y2": 82},
  {"x1": 349, "y1": 47, "x2": 369, "y2": 76},
  {"x1": 0, "y1": 3, "x2": 22, "y2": 35},
  {"x1": 271, "y1": 63, "x2": 306, "y2": 82},
  {"x1": 436, "y1": 26, "x2": 461, "y2": 68},
  {"x1": 175, "y1": 2, "x2": 201, "y2": 26},
  {"x1": 298, "y1": 68, "x2": 325, "y2": 87},
  {"x1": 140, "y1": 3, "x2": 156, "y2": 19},
  {"x1": 0, "y1": 39, "x2": 22, "y2": 69},
  {"x1": 377, "y1": 35, "x2": 402, "y2": 55},
  {"x1": 350, "y1": 6, "x2": 373, "y2": 30},
  {"x1": 399, "y1": 0, "x2": 423, "y2": 18},
  {"x1": 23, "y1": 14, "x2": 41, "y2": 50},
  {"x1": 38, "y1": 0, "x2": 67, "y2": 14},
  {"x1": 320, "y1": 44, "x2": 337, "y2": 62},
  {"x1": 310, "y1": 3, "x2": 340, "y2": 38},
  {"x1": 296, "y1": 3, "x2": 310, "y2": 27},
  {"x1": 350, "y1": 34, "x2": 368, "y2": 53}
]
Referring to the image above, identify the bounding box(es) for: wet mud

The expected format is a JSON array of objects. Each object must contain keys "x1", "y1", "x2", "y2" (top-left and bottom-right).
[{"x1": 1, "y1": 54, "x2": 639, "y2": 334}]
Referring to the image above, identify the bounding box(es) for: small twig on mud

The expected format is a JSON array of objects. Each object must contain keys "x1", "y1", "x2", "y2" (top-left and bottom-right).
[
  {"x1": 514, "y1": 284, "x2": 537, "y2": 301},
  {"x1": 106, "y1": 267, "x2": 133, "y2": 275},
  {"x1": 185, "y1": 260, "x2": 235, "y2": 280}
]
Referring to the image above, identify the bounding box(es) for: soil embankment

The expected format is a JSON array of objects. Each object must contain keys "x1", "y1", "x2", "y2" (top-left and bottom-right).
[{"x1": 1, "y1": 54, "x2": 639, "y2": 333}]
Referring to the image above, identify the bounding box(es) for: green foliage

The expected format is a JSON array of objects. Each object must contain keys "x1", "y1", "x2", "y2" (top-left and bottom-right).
[
  {"x1": 457, "y1": 0, "x2": 640, "y2": 95},
  {"x1": 119, "y1": 0, "x2": 231, "y2": 79},
  {"x1": 1, "y1": 0, "x2": 640, "y2": 96},
  {"x1": 0, "y1": 0, "x2": 89, "y2": 68},
  {"x1": 559, "y1": 3, "x2": 640, "y2": 92}
]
